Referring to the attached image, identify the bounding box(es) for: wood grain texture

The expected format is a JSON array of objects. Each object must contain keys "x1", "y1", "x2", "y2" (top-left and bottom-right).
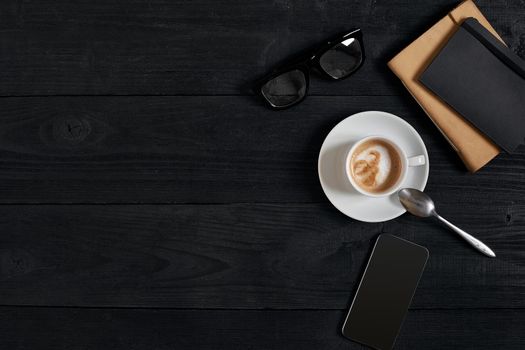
[
  {"x1": 0, "y1": 202, "x2": 522, "y2": 309},
  {"x1": 0, "y1": 0, "x2": 523, "y2": 96},
  {"x1": 0, "y1": 95, "x2": 523, "y2": 203},
  {"x1": 0, "y1": 307, "x2": 524, "y2": 350}
]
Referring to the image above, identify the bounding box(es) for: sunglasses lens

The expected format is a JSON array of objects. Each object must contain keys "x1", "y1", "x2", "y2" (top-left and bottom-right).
[
  {"x1": 319, "y1": 37, "x2": 363, "y2": 79},
  {"x1": 261, "y1": 69, "x2": 307, "y2": 108}
]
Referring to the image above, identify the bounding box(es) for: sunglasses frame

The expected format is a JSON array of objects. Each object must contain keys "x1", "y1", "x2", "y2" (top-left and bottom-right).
[{"x1": 254, "y1": 28, "x2": 365, "y2": 110}]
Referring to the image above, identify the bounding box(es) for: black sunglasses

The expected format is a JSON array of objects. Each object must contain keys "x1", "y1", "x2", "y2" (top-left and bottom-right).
[{"x1": 254, "y1": 29, "x2": 364, "y2": 110}]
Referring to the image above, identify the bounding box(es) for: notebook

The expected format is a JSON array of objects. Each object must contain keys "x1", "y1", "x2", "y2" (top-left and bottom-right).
[
  {"x1": 387, "y1": 0, "x2": 501, "y2": 172},
  {"x1": 420, "y1": 18, "x2": 525, "y2": 153}
]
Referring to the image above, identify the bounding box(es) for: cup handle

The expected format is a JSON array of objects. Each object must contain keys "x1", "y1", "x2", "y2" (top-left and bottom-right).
[{"x1": 408, "y1": 155, "x2": 426, "y2": 167}]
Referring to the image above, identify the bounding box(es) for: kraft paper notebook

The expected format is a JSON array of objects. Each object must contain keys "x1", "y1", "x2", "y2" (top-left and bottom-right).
[
  {"x1": 388, "y1": 0, "x2": 501, "y2": 172},
  {"x1": 420, "y1": 18, "x2": 525, "y2": 153}
]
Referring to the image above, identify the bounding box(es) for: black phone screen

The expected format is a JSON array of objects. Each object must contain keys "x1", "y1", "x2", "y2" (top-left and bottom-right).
[{"x1": 342, "y1": 234, "x2": 428, "y2": 350}]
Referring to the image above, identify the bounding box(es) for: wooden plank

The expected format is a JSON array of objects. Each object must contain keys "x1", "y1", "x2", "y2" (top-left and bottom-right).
[
  {"x1": 0, "y1": 0, "x2": 523, "y2": 96},
  {"x1": 0, "y1": 307, "x2": 523, "y2": 349},
  {"x1": 0, "y1": 201, "x2": 523, "y2": 309},
  {"x1": 0, "y1": 95, "x2": 523, "y2": 203}
]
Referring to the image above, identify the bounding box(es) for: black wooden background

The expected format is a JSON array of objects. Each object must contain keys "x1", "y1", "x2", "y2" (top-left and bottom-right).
[{"x1": 1, "y1": 0, "x2": 524, "y2": 349}]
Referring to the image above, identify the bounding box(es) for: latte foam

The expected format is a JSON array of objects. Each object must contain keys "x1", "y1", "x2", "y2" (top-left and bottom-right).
[{"x1": 349, "y1": 139, "x2": 402, "y2": 193}]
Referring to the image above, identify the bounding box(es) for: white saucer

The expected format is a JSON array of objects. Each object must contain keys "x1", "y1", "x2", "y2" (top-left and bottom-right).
[{"x1": 318, "y1": 111, "x2": 429, "y2": 222}]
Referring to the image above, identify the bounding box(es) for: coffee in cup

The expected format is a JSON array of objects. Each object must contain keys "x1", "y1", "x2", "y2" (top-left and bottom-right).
[
  {"x1": 349, "y1": 138, "x2": 402, "y2": 194},
  {"x1": 345, "y1": 136, "x2": 425, "y2": 197}
]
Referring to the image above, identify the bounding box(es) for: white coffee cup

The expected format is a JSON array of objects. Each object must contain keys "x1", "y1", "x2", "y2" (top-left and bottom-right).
[{"x1": 344, "y1": 135, "x2": 426, "y2": 197}]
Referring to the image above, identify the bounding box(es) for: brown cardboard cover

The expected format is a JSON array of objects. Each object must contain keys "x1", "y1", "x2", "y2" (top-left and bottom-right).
[{"x1": 388, "y1": 0, "x2": 500, "y2": 172}]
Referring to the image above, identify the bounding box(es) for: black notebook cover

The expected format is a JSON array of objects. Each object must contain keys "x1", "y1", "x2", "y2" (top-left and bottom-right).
[{"x1": 419, "y1": 17, "x2": 525, "y2": 153}]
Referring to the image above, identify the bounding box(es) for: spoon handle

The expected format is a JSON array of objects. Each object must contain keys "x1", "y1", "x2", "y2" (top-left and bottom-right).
[{"x1": 434, "y1": 214, "x2": 496, "y2": 258}]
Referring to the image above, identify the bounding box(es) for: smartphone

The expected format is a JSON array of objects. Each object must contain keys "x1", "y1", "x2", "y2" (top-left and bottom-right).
[{"x1": 342, "y1": 234, "x2": 429, "y2": 350}]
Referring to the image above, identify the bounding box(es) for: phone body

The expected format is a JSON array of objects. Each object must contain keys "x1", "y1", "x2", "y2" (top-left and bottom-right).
[{"x1": 342, "y1": 234, "x2": 429, "y2": 350}]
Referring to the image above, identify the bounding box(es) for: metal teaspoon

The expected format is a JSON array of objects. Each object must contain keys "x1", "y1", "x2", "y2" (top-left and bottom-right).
[{"x1": 398, "y1": 188, "x2": 496, "y2": 258}]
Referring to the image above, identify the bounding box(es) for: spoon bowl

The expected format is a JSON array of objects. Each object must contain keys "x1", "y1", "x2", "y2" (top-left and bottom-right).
[{"x1": 398, "y1": 188, "x2": 436, "y2": 217}]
